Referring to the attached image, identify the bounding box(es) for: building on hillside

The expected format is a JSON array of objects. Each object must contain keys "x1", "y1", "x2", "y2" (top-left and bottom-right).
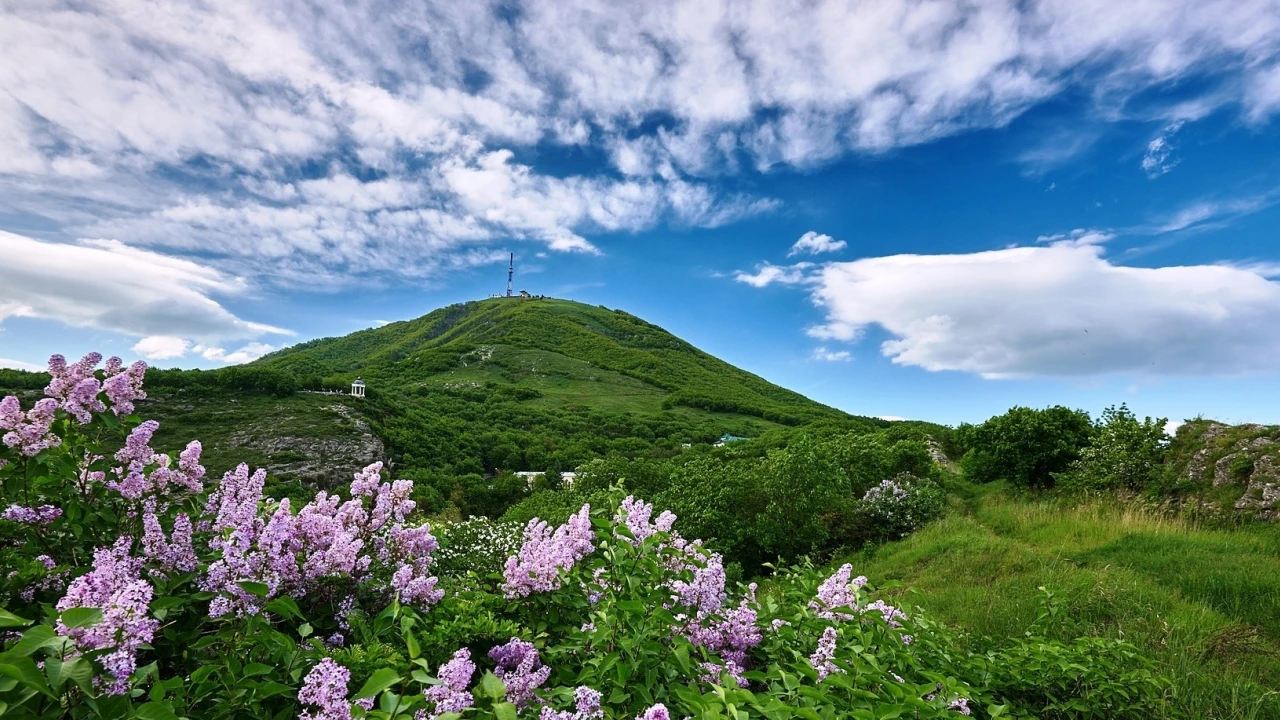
[
  {"x1": 351, "y1": 377, "x2": 366, "y2": 398},
  {"x1": 515, "y1": 470, "x2": 577, "y2": 488},
  {"x1": 713, "y1": 433, "x2": 749, "y2": 447}
]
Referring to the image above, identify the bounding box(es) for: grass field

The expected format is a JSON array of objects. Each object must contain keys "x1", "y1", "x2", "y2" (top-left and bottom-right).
[{"x1": 846, "y1": 482, "x2": 1280, "y2": 719}]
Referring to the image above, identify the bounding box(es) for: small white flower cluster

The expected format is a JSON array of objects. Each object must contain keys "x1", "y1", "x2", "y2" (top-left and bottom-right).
[{"x1": 434, "y1": 516, "x2": 525, "y2": 578}]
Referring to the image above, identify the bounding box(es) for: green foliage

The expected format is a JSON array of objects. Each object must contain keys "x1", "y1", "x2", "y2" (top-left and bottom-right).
[
  {"x1": 957, "y1": 406, "x2": 1094, "y2": 489},
  {"x1": 1056, "y1": 404, "x2": 1168, "y2": 493}
]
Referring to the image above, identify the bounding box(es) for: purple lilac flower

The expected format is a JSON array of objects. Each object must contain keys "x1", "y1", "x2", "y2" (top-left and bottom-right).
[
  {"x1": 670, "y1": 551, "x2": 727, "y2": 614},
  {"x1": 489, "y1": 638, "x2": 551, "y2": 710},
  {"x1": 45, "y1": 353, "x2": 106, "y2": 423},
  {"x1": 424, "y1": 648, "x2": 475, "y2": 718},
  {"x1": 540, "y1": 686, "x2": 604, "y2": 720},
  {"x1": 142, "y1": 511, "x2": 197, "y2": 573},
  {"x1": 810, "y1": 626, "x2": 842, "y2": 682},
  {"x1": 55, "y1": 538, "x2": 158, "y2": 695},
  {"x1": 108, "y1": 421, "x2": 164, "y2": 500},
  {"x1": 102, "y1": 358, "x2": 147, "y2": 416},
  {"x1": 770, "y1": 619, "x2": 792, "y2": 631},
  {"x1": 636, "y1": 704, "x2": 672, "y2": 720},
  {"x1": 298, "y1": 657, "x2": 353, "y2": 720},
  {"x1": 1, "y1": 504, "x2": 62, "y2": 525},
  {"x1": 614, "y1": 495, "x2": 674, "y2": 545},
  {"x1": 809, "y1": 564, "x2": 867, "y2": 621},
  {"x1": 864, "y1": 599, "x2": 905, "y2": 628},
  {"x1": 949, "y1": 697, "x2": 972, "y2": 716},
  {"x1": 1, "y1": 396, "x2": 61, "y2": 456},
  {"x1": 502, "y1": 505, "x2": 595, "y2": 597}
]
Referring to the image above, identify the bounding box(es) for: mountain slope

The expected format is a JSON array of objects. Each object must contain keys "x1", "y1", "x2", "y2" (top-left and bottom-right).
[{"x1": 255, "y1": 297, "x2": 851, "y2": 426}]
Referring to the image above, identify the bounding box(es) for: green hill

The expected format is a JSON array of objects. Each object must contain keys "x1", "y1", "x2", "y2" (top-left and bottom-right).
[{"x1": 254, "y1": 297, "x2": 849, "y2": 426}]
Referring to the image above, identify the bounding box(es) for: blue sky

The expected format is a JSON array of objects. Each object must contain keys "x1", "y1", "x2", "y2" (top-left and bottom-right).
[{"x1": 2, "y1": 0, "x2": 1280, "y2": 426}]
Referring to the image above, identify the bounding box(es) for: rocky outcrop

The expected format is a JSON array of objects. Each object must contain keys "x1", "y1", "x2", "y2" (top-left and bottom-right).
[
  {"x1": 220, "y1": 403, "x2": 385, "y2": 488},
  {"x1": 1177, "y1": 421, "x2": 1280, "y2": 519},
  {"x1": 1235, "y1": 454, "x2": 1280, "y2": 519}
]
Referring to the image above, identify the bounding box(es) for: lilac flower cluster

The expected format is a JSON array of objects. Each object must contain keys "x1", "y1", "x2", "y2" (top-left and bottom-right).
[
  {"x1": 201, "y1": 462, "x2": 441, "y2": 617},
  {"x1": 489, "y1": 637, "x2": 551, "y2": 710},
  {"x1": 142, "y1": 511, "x2": 198, "y2": 575},
  {"x1": 298, "y1": 657, "x2": 353, "y2": 720},
  {"x1": 809, "y1": 564, "x2": 867, "y2": 621},
  {"x1": 540, "y1": 686, "x2": 603, "y2": 720},
  {"x1": 55, "y1": 538, "x2": 158, "y2": 695},
  {"x1": 636, "y1": 704, "x2": 672, "y2": 720},
  {"x1": 45, "y1": 353, "x2": 147, "y2": 422},
  {"x1": 109, "y1": 421, "x2": 205, "y2": 502},
  {"x1": 0, "y1": 396, "x2": 61, "y2": 456},
  {"x1": 1, "y1": 503, "x2": 62, "y2": 525},
  {"x1": 424, "y1": 648, "x2": 475, "y2": 718},
  {"x1": 614, "y1": 495, "x2": 675, "y2": 545},
  {"x1": 503, "y1": 505, "x2": 595, "y2": 597},
  {"x1": 809, "y1": 626, "x2": 842, "y2": 681}
]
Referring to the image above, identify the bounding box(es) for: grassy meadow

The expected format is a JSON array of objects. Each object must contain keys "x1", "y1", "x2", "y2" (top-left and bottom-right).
[{"x1": 847, "y1": 481, "x2": 1280, "y2": 718}]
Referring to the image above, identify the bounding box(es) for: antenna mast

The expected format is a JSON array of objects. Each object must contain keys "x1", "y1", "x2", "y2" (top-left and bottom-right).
[{"x1": 506, "y1": 253, "x2": 514, "y2": 297}]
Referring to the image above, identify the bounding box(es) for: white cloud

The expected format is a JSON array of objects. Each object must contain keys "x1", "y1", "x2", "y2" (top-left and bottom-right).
[
  {"x1": 734, "y1": 262, "x2": 815, "y2": 288},
  {"x1": 1141, "y1": 121, "x2": 1184, "y2": 177},
  {"x1": 812, "y1": 346, "x2": 852, "y2": 362},
  {"x1": 195, "y1": 343, "x2": 278, "y2": 365},
  {"x1": 1164, "y1": 419, "x2": 1186, "y2": 436},
  {"x1": 877, "y1": 415, "x2": 910, "y2": 422},
  {"x1": 132, "y1": 336, "x2": 192, "y2": 361},
  {"x1": 751, "y1": 236, "x2": 1280, "y2": 378},
  {"x1": 789, "y1": 231, "x2": 847, "y2": 257},
  {"x1": 0, "y1": 357, "x2": 44, "y2": 372},
  {"x1": 0, "y1": 231, "x2": 291, "y2": 342},
  {"x1": 0, "y1": 0, "x2": 1278, "y2": 293}
]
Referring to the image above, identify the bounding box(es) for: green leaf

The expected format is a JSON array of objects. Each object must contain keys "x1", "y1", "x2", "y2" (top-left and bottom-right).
[
  {"x1": 298, "y1": 623, "x2": 313, "y2": 639},
  {"x1": 243, "y1": 663, "x2": 274, "y2": 677},
  {"x1": 405, "y1": 630, "x2": 421, "y2": 660},
  {"x1": 2, "y1": 624, "x2": 59, "y2": 657},
  {"x1": 59, "y1": 606, "x2": 104, "y2": 630},
  {"x1": 0, "y1": 609, "x2": 31, "y2": 628},
  {"x1": 354, "y1": 668, "x2": 401, "y2": 700},
  {"x1": 264, "y1": 596, "x2": 303, "y2": 619},
  {"x1": 136, "y1": 701, "x2": 180, "y2": 720},
  {"x1": 0, "y1": 659, "x2": 54, "y2": 698},
  {"x1": 493, "y1": 702, "x2": 518, "y2": 720},
  {"x1": 238, "y1": 580, "x2": 271, "y2": 598},
  {"x1": 475, "y1": 671, "x2": 506, "y2": 702}
]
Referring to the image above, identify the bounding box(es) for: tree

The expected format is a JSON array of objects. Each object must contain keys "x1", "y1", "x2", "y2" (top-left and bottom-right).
[
  {"x1": 754, "y1": 436, "x2": 849, "y2": 558},
  {"x1": 957, "y1": 406, "x2": 1093, "y2": 489},
  {"x1": 1057, "y1": 404, "x2": 1168, "y2": 492}
]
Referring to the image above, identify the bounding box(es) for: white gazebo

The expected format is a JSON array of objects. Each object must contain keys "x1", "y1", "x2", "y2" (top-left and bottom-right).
[{"x1": 351, "y1": 377, "x2": 366, "y2": 398}]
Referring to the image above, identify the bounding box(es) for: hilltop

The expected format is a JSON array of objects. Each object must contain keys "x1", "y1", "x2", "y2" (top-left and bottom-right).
[{"x1": 253, "y1": 297, "x2": 851, "y2": 426}]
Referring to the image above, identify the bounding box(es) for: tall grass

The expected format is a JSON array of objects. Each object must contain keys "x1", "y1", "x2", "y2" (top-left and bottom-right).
[{"x1": 845, "y1": 483, "x2": 1280, "y2": 719}]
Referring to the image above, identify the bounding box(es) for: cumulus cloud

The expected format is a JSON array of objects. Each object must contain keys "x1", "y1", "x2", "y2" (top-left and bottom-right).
[
  {"x1": 195, "y1": 343, "x2": 278, "y2": 365},
  {"x1": 812, "y1": 347, "x2": 852, "y2": 362},
  {"x1": 132, "y1": 336, "x2": 192, "y2": 361},
  {"x1": 734, "y1": 262, "x2": 815, "y2": 288},
  {"x1": 789, "y1": 232, "x2": 847, "y2": 256},
  {"x1": 744, "y1": 235, "x2": 1280, "y2": 378},
  {"x1": 0, "y1": 231, "x2": 290, "y2": 344}
]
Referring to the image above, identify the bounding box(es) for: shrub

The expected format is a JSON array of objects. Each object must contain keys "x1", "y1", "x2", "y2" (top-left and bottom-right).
[
  {"x1": 958, "y1": 406, "x2": 1094, "y2": 489},
  {"x1": 1056, "y1": 404, "x2": 1169, "y2": 493},
  {"x1": 856, "y1": 473, "x2": 947, "y2": 540}
]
